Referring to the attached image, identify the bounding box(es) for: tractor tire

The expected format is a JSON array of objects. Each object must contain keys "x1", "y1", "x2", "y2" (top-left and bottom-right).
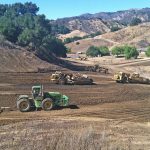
[
  {"x1": 17, "y1": 99, "x2": 31, "y2": 112},
  {"x1": 42, "y1": 98, "x2": 53, "y2": 111}
]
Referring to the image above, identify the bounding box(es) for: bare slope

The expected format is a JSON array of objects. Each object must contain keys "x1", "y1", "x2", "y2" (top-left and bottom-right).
[
  {"x1": 0, "y1": 40, "x2": 88, "y2": 72},
  {"x1": 101, "y1": 22, "x2": 150, "y2": 48},
  {"x1": 0, "y1": 47, "x2": 59, "y2": 72},
  {"x1": 59, "y1": 30, "x2": 87, "y2": 40},
  {"x1": 66, "y1": 38, "x2": 113, "y2": 53},
  {"x1": 66, "y1": 23, "x2": 150, "y2": 52}
]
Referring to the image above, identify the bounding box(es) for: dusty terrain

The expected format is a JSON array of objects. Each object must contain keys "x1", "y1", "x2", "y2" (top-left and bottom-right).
[
  {"x1": 66, "y1": 23, "x2": 150, "y2": 53},
  {"x1": 0, "y1": 68, "x2": 150, "y2": 149},
  {"x1": 101, "y1": 22, "x2": 150, "y2": 48},
  {"x1": 0, "y1": 47, "x2": 61, "y2": 73},
  {"x1": 66, "y1": 37, "x2": 114, "y2": 53}
]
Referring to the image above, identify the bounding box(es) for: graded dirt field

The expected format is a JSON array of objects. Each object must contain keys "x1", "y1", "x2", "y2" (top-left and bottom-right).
[{"x1": 0, "y1": 71, "x2": 150, "y2": 149}]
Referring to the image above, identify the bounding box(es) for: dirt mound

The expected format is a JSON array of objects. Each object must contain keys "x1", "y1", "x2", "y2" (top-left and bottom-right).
[{"x1": 0, "y1": 46, "x2": 60, "y2": 72}]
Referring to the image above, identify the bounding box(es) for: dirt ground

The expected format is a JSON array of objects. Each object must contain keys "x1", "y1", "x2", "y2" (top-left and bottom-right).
[{"x1": 0, "y1": 71, "x2": 150, "y2": 149}]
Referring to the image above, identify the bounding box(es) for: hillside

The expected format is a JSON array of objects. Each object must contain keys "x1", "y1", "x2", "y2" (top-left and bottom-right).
[
  {"x1": 58, "y1": 30, "x2": 87, "y2": 40},
  {"x1": 52, "y1": 8, "x2": 150, "y2": 34},
  {"x1": 0, "y1": 39, "x2": 87, "y2": 72},
  {"x1": 101, "y1": 22, "x2": 150, "y2": 48},
  {"x1": 66, "y1": 22, "x2": 150, "y2": 52},
  {"x1": 66, "y1": 38, "x2": 114, "y2": 53},
  {"x1": 81, "y1": 8, "x2": 150, "y2": 24},
  {"x1": 51, "y1": 18, "x2": 113, "y2": 34},
  {"x1": 0, "y1": 47, "x2": 60, "y2": 73}
]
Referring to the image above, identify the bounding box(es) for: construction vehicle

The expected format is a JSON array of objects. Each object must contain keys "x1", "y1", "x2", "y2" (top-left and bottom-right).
[
  {"x1": 113, "y1": 72, "x2": 130, "y2": 83},
  {"x1": 85, "y1": 64, "x2": 108, "y2": 74},
  {"x1": 113, "y1": 72, "x2": 150, "y2": 84},
  {"x1": 76, "y1": 57, "x2": 88, "y2": 61},
  {"x1": 51, "y1": 71, "x2": 93, "y2": 85},
  {"x1": 79, "y1": 57, "x2": 88, "y2": 61},
  {"x1": 17, "y1": 85, "x2": 69, "y2": 112}
]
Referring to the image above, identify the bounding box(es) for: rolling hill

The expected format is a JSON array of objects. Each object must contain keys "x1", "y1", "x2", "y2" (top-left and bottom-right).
[
  {"x1": 66, "y1": 22, "x2": 150, "y2": 53},
  {"x1": 52, "y1": 8, "x2": 150, "y2": 34}
]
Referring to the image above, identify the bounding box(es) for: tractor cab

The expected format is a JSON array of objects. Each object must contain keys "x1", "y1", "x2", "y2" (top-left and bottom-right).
[{"x1": 32, "y1": 85, "x2": 43, "y2": 99}]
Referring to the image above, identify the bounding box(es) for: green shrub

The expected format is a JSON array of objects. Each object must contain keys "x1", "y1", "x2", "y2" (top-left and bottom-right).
[
  {"x1": 130, "y1": 18, "x2": 142, "y2": 26},
  {"x1": 86, "y1": 46, "x2": 110, "y2": 57},
  {"x1": 111, "y1": 46, "x2": 124, "y2": 57},
  {"x1": 98, "y1": 46, "x2": 110, "y2": 56},
  {"x1": 86, "y1": 46, "x2": 99, "y2": 57},
  {"x1": 112, "y1": 45, "x2": 139, "y2": 59},
  {"x1": 145, "y1": 47, "x2": 150, "y2": 57},
  {"x1": 111, "y1": 26, "x2": 121, "y2": 32},
  {"x1": 124, "y1": 45, "x2": 139, "y2": 59},
  {"x1": 64, "y1": 36, "x2": 82, "y2": 44}
]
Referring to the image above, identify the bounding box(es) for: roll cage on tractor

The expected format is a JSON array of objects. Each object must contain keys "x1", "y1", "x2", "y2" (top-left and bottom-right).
[{"x1": 17, "y1": 85, "x2": 69, "y2": 112}]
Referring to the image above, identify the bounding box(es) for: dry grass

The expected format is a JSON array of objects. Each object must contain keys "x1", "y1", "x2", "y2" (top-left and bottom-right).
[
  {"x1": 66, "y1": 22, "x2": 150, "y2": 53},
  {"x1": 59, "y1": 30, "x2": 87, "y2": 40},
  {"x1": 0, "y1": 119, "x2": 146, "y2": 150}
]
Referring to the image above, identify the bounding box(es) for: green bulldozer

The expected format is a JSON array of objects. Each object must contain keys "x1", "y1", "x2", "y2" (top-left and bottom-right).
[{"x1": 17, "y1": 85, "x2": 69, "y2": 112}]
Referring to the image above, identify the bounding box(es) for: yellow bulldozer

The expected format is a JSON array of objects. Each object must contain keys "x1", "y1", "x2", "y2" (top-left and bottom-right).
[
  {"x1": 85, "y1": 64, "x2": 109, "y2": 74},
  {"x1": 113, "y1": 72, "x2": 150, "y2": 84},
  {"x1": 51, "y1": 71, "x2": 93, "y2": 85}
]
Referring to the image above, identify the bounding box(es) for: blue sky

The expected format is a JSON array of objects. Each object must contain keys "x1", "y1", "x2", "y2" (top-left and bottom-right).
[{"x1": 1, "y1": 0, "x2": 150, "y2": 19}]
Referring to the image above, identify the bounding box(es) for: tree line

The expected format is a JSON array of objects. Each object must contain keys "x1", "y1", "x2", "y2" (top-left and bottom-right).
[
  {"x1": 0, "y1": 2, "x2": 68, "y2": 61},
  {"x1": 111, "y1": 45, "x2": 139, "y2": 59},
  {"x1": 86, "y1": 45, "x2": 150, "y2": 59}
]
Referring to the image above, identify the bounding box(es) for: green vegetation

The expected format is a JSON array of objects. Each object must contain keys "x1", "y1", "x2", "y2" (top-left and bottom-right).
[
  {"x1": 111, "y1": 45, "x2": 139, "y2": 59},
  {"x1": 86, "y1": 46, "x2": 110, "y2": 57},
  {"x1": 110, "y1": 26, "x2": 121, "y2": 32},
  {"x1": 86, "y1": 46, "x2": 99, "y2": 57},
  {"x1": 99, "y1": 46, "x2": 110, "y2": 56},
  {"x1": 145, "y1": 47, "x2": 150, "y2": 57},
  {"x1": 0, "y1": 2, "x2": 67, "y2": 61},
  {"x1": 124, "y1": 45, "x2": 139, "y2": 59},
  {"x1": 89, "y1": 31, "x2": 102, "y2": 38},
  {"x1": 51, "y1": 24, "x2": 70, "y2": 35},
  {"x1": 66, "y1": 47, "x2": 72, "y2": 53},
  {"x1": 111, "y1": 46, "x2": 124, "y2": 57},
  {"x1": 64, "y1": 36, "x2": 82, "y2": 44},
  {"x1": 130, "y1": 18, "x2": 142, "y2": 26},
  {"x1": 64, "y1": 31, "x2": 102, "y2": 44}
]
